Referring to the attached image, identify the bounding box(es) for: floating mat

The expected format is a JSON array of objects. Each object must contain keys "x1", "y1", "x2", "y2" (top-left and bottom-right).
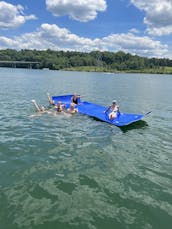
[
  {"x1": 52, "y1": 95, "x2": 75, "y2": 105},
  {"x1": 52, "y1": 95, "x2": 151, "y2": 126}
]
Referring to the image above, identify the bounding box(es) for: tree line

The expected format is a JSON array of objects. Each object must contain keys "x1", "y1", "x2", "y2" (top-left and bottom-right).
[{"x1": 0, "y1": 49, "x2": 172, "y2": 73}]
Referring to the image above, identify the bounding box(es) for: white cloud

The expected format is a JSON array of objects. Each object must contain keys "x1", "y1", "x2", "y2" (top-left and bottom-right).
[
  {"x1": 0, "y1": 23, "x2": 169, "y2": 58},
  {"x1": 101, "y1": 32, "x2": 168, "y2": 57},
  {"x1": 147, "y1": 26, "x2": 172, "y2": 36},
  {"x1": 0, "y1": 1, "x2": 37, "y2": 29},
  {"x1": 0, "y1": 36, "x2": 18, "y2": 47},
  {"x1": 46, "y1": 0, "x2": 107, "y2": 22},
  {"x1": 129, "y1": 28, "x2": 140, "y2": 34},
  {"x1": 131, "y1": 0, "x2": 172, "y2": 36}
]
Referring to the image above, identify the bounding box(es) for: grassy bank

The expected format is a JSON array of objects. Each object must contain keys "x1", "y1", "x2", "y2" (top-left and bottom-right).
[{"x1": 63, "y1": 66, "x2": 172, "y2": 74}]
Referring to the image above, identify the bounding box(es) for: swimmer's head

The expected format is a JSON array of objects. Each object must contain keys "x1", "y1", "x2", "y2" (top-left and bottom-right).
[
  {"x1": 112, "y1": 100, "x2": 117, "y2": 104},
  {"x1": 70, "y1": 102, "x2": 75, "y2": 108},
  {"x1": 57, "y1": 101, "x2": 62, "y2": 105}
]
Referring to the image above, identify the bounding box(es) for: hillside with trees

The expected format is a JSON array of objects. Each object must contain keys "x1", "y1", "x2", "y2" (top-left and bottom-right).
[{"x1": 0, "y1": 49, "x2": 172, "y2": 74}]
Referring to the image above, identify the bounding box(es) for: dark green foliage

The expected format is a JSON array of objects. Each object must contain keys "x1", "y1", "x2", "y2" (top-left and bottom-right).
[{"x1": 0, "y1": 49, "x2": 172, "y2": 73}]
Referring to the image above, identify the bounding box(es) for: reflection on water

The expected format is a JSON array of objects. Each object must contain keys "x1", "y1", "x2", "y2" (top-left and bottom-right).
[
  {"x1": 119, "y1": 120, "x2": 149, "y2": 133},
  {"x1": 0, "y1": 68, "x2": 172, "y2": 229}
]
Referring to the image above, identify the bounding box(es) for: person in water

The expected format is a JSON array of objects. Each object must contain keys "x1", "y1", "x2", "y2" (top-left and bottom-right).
[
  {"x1": 56, "y1": 101, "x2": 65, "y2": 113},
  {"x1": 31, "y1": 99, "x2": 47, "y2": 112},
  {"x1": 47, "y1": 93, "x2": 55, "y2": 106},
  {"x1": 105, "y1": 100, "x2": 120, "y2": 119},
  {"x1": 67, "y1": 102, "x2": 78, "y2": 114},
  {"x1": 71, "y1": 93, "x2": 82, "y2": 105}
]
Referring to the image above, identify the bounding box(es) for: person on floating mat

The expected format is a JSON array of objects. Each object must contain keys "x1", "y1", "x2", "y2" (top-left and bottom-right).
[
  {"x1": 71, "y1": 92, "x2": 83, "y2": 105},
  {"x1": 56, "y1": 101, "x2": 65, "y2": 113},
  {"x1": 105, "y1": 100, "x2": 120, "y2": 119},
  {"x1": 67, "y1": 102, "x2": 78, "y2": 114}
]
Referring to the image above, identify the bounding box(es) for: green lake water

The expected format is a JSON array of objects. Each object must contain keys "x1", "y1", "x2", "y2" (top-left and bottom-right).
[{"x1": 0, "y1": 68, "x2": 172, "y2": 229}]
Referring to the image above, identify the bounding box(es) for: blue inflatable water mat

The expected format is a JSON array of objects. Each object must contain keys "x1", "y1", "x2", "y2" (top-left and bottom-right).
[{"x1": 52, "y1": 95, "x2": 151, "y2": 127}]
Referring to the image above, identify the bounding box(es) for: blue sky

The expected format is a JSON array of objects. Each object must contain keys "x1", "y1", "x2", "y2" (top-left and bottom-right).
[{"x1": 0, "y1": 0, "x2": 172, "y2": 58}]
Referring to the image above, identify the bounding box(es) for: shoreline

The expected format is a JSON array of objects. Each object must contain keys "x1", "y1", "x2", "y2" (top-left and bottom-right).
[{"x1": 0, "y1": 66, "x2": 172, "y2": 74}]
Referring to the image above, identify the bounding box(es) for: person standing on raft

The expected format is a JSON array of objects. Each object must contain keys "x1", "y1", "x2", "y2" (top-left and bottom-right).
[{"x1": 71, "y1": 93, "x2": 83, "y2": 105}]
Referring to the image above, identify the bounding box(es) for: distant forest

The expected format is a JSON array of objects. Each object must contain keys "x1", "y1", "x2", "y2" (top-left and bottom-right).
[{"x1": 0, "y1": 49, "x2": 172, "y2": 73}]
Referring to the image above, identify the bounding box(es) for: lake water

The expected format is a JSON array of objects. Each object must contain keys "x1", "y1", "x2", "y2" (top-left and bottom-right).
[{"x1": 0, "y1": 68, "x2": 172, "y2": 229}]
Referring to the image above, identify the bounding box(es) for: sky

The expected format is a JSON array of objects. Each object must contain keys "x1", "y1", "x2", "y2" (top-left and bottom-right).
[{"x1": 0, "y1": 0, "x2": 172, "y2": 58}]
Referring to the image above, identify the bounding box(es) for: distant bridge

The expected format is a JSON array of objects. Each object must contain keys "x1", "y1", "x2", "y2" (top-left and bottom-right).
[{"x1": 0, "y1": 61, "x2": 41, "y2": 68}]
